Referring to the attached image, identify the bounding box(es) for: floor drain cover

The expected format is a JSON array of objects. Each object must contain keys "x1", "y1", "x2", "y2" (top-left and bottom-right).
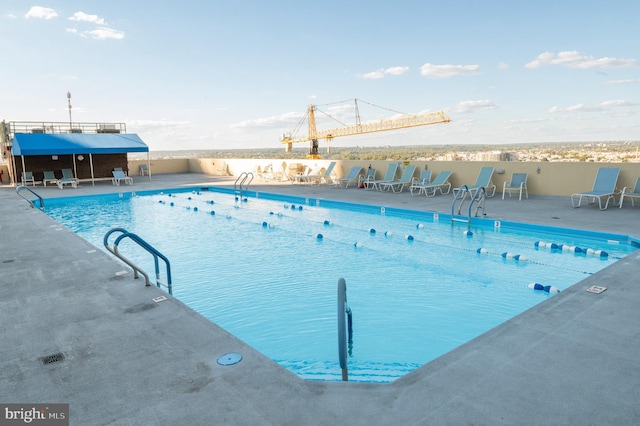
[
  {"x1": 153, "y1": 296, "x2": 167, "y2": 303},
  {"x1": 217, "y1": 353, "x2": 242, "y2": 366},
  {"x1": 586, "y1": 285, "x2": 607, "y2": 294},
  {"x1": 40, "y1": 352, "x2": 65, "y2": 365}
]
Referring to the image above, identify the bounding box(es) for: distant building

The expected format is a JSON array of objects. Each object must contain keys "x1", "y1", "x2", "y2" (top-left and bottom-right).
[{"x1": 475, "y1": 151, "x2": 515, "y2": 161}]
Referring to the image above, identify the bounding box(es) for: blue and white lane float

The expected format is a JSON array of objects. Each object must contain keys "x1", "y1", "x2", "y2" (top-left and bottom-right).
[
  {"x1": 476, "y1": 248, "x2": 527, "y2": 261},
  {"x1": 528, "y1": 282, "x2": 560, "y2": 293},
  {"x1": 534, "y1": 241, "x2": 609, "y2": 257}
]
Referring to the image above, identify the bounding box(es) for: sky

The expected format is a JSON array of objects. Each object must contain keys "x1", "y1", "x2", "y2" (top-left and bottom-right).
[{"x1": 1, "y1": 1, "x2": 639, "y2": 152}]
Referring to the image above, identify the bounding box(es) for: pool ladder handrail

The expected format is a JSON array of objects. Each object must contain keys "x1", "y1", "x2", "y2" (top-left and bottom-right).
[
  {"x1": 234, "y1": 172, "x2": 254, "y2": 200},
  {"x1": 337, "y1": 278, "x2": 353, "y2": 382},
  {"x1": 16, "y1": 185, "x2": 45, "y2": 211},
  {"x1": 451, "y1": 185, "x2": 487, "y2": 229},
  {"x1": 104, "y1": 227, "x2": 173, "y2": 295}
]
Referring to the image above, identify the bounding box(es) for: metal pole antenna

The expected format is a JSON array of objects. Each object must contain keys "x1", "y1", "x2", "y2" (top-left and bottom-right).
[{"x1": 67, "y1": 91, "x2": 72, "y2": 131}]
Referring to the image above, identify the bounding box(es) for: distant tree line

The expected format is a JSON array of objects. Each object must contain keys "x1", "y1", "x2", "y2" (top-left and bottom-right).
[{"x1": 138, "y1": 141, "x2": 640, "y2": 162}]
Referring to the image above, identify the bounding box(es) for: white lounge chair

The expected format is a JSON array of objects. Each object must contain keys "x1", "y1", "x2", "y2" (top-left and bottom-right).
[
  {"x1": 58, "y1": 168, "x2": 79, "y2": 189},
  {"x1": 112, "y1": 170, "x2": 133, "y2": 186},
  {"x1": 414, "y1": 171, "x2": 453, "y2": 197},
  {"x1": 306, "y1": 162, "x2": 337, "y2": 185},
  {"x1": 410, "y1": 171, "x2": 432, "y2": 196},
  {"x1": 378, "y1": 165, "x2": 417, "y2": 193},
  {"x1": 453, "y1": 166, "x2": 496, "y2": 198},
  {"x1": 363, "y1": 163, "x2": 399, "y2": 191},
  {"x1": 620, "y1": 177, "x2": 640, "y2": 208},
  {"x1": 502, "y1": 173, "x2": 528, "y2": 201},
  {"x1": 571, "y1": 167, "x2": 620, "y2": 210}
]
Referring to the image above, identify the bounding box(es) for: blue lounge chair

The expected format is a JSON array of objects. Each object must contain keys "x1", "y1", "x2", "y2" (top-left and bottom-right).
[
  {"x1": 454, "y1": 166, "x2": 496, "y2": 198},
  {"x1": 334, "y1": 166, "x2": 362, "y2": 188},
  {"x1": 43, "y1": 170, "x2": 58, "y2": 187},
  {"x1": 378, "y1": 165, "x2": 417, "y2": 193},
  {"x1": 502, "y1": 173, "x2": 528, "y2": 201},
  {"x1": 571, "y1": 167, "x2": 620, "y2": 210},
  {"x1": 22, "y1": 171, "x2": 36, "y2": 186},
  {"x1": 413, "y1": 171, "x2": 453, "y2": 197},
  {"x1": 112, "y1": 170, "x2": 133, "y2": 186},
  {"x1": 58, "y1": 168, "x2": 79, "y2": 189},
  {"x1": 620, "y1": 177, "x2": 640, "y2": 208},
  {"x1": 363, "y1": 163, "x2": 399, "y2": 191}
]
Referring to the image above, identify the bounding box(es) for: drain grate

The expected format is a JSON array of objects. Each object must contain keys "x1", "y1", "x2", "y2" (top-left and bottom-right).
[
  {"x1": 586, "y1": 285, "x2": 607, "y2": 294},
  {"x1": 40, "y1": 352, "x2": 65, "y2": 365}
]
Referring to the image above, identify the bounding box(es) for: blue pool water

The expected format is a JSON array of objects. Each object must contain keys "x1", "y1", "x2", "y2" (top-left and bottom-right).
[{"x1": 45, "y1": 187, "x2": 638, "y2": 382}]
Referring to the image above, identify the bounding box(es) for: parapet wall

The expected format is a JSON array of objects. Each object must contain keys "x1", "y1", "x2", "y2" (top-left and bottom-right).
[{"x1": 128, "y1": 158, "x2": 640, "y2": 197}]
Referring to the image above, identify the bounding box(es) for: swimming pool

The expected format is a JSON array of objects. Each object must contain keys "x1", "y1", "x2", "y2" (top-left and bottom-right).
[{"x1": 44, "y1": 187, "x2": 638, "y2": 382}]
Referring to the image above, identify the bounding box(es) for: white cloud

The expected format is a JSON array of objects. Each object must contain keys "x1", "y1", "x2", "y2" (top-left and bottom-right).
[
  {"x1": 384, "y1": 66, "x2": 409, "y2": 76},
  {"x1": 358, "y1": 66, "x2": 409, "y2": 79},
  {"x1": 454, "y1": 100, "x2": 497, "y2": 113},
  {"x1": 549, "y1": 100, "x2": 634, "y2": 113},
  {"x1": 498, "y1": 62, "x2": 508, "y2": 70},
  {"x1": 79, "y1": 27, "x2": 125, "y2": 40},
  {"x1": 525, "y1": 50, "x2": 637, "y2": 69},
  {"x1": 69, "y1": 11, "x2": 106, "y2": 25},
  {"x1": 420, "y1": 63, "x2": 480, "y2": 78},
  {"x1": 25, "y1": 6, "x2": 58, "y2": 20},
  {"x1": 360, "y1": 70, "x2": 385, "y2": 80}
]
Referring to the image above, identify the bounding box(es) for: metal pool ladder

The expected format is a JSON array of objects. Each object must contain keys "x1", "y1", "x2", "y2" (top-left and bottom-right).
[
  {"x1": 234, "y1": 172, "x2": 254, "y2": 200},
  {"x1": 451, "y1": 185, "x2": 487, "y2": 229},
  {"x1": 16, "y1": 185, "x2": 45, "y2": 211},
  {"x1": 104, "y1": 227, "x2": 173, "y2": 295}
]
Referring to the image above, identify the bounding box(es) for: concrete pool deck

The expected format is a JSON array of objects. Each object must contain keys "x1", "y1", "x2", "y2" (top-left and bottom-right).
[{"x1": 1, "y1": 173, "x2": 639, "y2": 425}]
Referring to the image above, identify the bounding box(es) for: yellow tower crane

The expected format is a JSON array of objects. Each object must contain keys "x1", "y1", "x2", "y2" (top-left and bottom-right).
[{"x1": 280, "y1": 99, "x2": 451, "y2": 159}]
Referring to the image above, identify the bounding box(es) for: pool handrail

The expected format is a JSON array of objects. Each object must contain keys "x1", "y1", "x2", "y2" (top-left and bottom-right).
[
  {"x1": 337, "y1": 278, "x2": 353, "y2": 382},
  {"x1": 451, "y1": 185, "x2": 487, "y2": 229},
  {"x1": 234, "y1": 172, "x2": 254, "y2": 200},
  {"x1": 16, "y1": 185, "x2": 45, "y2": 211},
  {"x1": 104, "y1": 227, "x2": 173, "y2": 295}
]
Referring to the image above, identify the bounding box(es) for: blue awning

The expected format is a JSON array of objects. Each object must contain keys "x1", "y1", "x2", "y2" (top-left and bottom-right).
[{"x1": 12, "y1": 133, "x2": 149, "y2": 156}]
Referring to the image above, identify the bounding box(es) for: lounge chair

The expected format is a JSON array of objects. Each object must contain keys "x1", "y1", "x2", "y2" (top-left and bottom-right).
[
  {"x1": 293, "y1": 165, "x2": 323, "y2": 184},
  {"x1": 139, "y1": 164, "x2": 149, "y2": 176},
  {"x1": 334, "y1": 166, "x2": 363, "y2": 188},
  {"x1": 453, "y1": 166, "x2": 496, "y2": 198},
  {"x1": 571, "y1": 167, "x2": 620, "y2": 210},
  {"x1": 414, "y1": 171, "x2": 453, "y2": 197},
  {"x1": 58, "y1": 168, "x2": 79, "y2": 189},
  {"x1": 363, "y1": 163, "x2": 399, "y2": 191},
  {"x1": 43, "y1": 171, "x2": 58, "y2": 187},
  {"x1": 306, "y1": 161, "x2": 337, "y2": 185},
  {"x1": 620, "y1": 177, "x2": 640, "y2": 208},
  {"x1": 256, "y1": 164, "x2": 273, "y2": 180},
  {"x1": 409, "y1": 171, "x2": 432, "y2": 196},
  {"x1": 378, "y1": 165, "x2": 417, "y2": 193},
  {"x1": 22, "y1": 171, "x2": 36, "y2": 186},
  {"x1": 502, "y1": 173, "x2": 528, "y2": 201},
  {"x1": 112, "y1": 170, "x2": 133, "y2": 186}
]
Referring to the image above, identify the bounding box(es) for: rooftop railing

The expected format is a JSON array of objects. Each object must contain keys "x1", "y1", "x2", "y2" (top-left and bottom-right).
[{"x1": 7, "y1": 121, "x2": 127, "y2": 135}]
